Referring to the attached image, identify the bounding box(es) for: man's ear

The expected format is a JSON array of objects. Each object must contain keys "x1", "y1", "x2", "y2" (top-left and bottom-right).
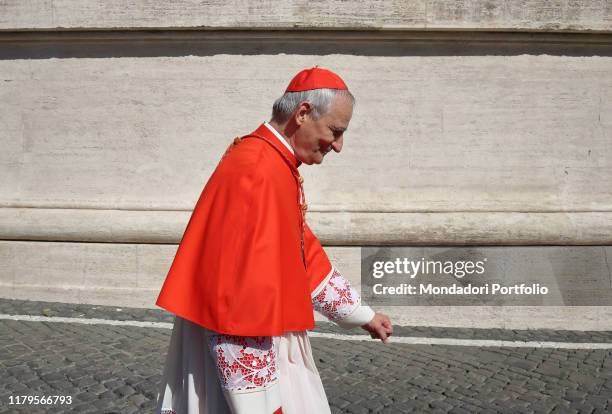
[{"x1": 295, "y1": 101, "x2": 312, "y2": 126}]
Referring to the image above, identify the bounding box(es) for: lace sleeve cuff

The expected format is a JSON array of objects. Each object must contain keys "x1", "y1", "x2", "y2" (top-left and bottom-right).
[{"x1": 311, "y1": 267, "x2": 375, "y2": 329}]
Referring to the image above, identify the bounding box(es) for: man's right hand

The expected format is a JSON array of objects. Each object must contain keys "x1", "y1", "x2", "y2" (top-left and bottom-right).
[{"x1": 361, "y1": 312, "x2": 393, "y2": 344}]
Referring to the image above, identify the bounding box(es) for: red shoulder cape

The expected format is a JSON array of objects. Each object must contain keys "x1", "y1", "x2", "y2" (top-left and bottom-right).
[{"x1": 155, "y1": 123, "x2": 332, "y2": 336}]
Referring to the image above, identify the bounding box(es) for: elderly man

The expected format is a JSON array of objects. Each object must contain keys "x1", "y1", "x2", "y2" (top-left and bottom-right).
[{"x1": 155, "y1": 67, "x2": 393, "y2": 414}]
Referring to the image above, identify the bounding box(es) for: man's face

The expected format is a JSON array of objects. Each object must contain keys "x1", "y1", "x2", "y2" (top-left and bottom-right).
[{"x1": 292, "y1": 94, "x2": 353, "y2": 165}]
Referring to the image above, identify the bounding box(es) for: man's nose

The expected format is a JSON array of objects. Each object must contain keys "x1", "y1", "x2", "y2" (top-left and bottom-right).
[{"x1": 331, "y1": 136, "x2": 343, "y2": 153}]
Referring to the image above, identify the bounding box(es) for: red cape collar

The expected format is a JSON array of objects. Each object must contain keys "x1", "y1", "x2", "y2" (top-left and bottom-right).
[{"x1": 250, "y1": 123, "x2": 301, "y2": 169}]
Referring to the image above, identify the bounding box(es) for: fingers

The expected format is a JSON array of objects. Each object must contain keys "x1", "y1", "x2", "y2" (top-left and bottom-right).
[
  {"x1": 368, "y1": 325, "x2": 387, "y2": 343},
  {"x1": 377, "y1": 314, "x2": 393, "y2": 343},
  {"x1": 383, "y1": 320, "x2": 393, "y2": 336},
  {"x1": 375, "y1": 324, "x2": 389, "y2": 344},
  {"x1": 365, "y1": 313, "x2": 394, "y2": 343}
]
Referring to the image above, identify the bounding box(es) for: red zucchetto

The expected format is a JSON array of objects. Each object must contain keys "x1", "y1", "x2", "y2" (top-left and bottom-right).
[{"x1": 285, "y1": 67, "x2": 348, "y2": 92}]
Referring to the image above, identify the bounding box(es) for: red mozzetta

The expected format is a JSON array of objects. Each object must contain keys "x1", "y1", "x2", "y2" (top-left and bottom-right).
[{"x1": 156, "y1": 123, "x2": 332, "y2": 336}]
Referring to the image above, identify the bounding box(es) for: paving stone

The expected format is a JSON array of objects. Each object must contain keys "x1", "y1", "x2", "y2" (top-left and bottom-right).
[
  {"x1": 536, "y1": 402, "x2": 561, "y2": 413},
  {"x1": 344, "y1": 403, "x2": 370, "y2": 413},
  {"x1": 448, "y1": 406, "x2": 473, "y2": 414},
  {"x1": 538, "y1": 364, "x2": 566, "y2": 379},
  {"x1": 550, "y1": 405, "x2": 578, "y2": 414},
  {"x1": 429, "y1": 399, "x2": 454, "y2": 411},
  {"x1": 586, "y1": 395, "x2": 610, "y2": 408},
  {"x1": 114, "y1": 385, "x2": 136, "y2": 398},
  {"x1": 507, "y1": 357, "x2": 540, "y2": 371},
  {"x1": 564, "y1": 388, "x2": 588, "y2": 402}
]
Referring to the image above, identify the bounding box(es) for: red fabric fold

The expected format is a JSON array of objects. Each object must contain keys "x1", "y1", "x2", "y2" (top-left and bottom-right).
[{"x1": 156, "y1": 124, "x2": 331, "y2": 336}]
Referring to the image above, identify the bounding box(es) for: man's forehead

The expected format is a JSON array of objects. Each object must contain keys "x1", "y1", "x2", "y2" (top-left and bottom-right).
[{"x1": 329, "y1": 97, "x2": 353, "y2": 124}]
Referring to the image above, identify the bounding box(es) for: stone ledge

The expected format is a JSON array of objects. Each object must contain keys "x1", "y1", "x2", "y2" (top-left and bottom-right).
[
  {"x1": 2, "y1": 207, "x2": 612, "y2": 245},
  {"x1": 1, "y1": 30, "x2": 610, "y2": 58},
  {"x1": 0, "y1": 0, "x2": 610, "y2": 33}
]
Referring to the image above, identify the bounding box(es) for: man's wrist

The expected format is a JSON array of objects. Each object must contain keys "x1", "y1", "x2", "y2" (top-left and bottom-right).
[{"x1": 335, "y1": 304, "x2": 376, "y2": 329}]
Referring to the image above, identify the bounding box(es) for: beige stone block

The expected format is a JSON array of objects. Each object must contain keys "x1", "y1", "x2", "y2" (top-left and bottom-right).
[
  {"x1": 10, "y1": 241, "x2": 88, "y2": 288},
  {"x1": 1, "y1": 55, "x2": 610, "y2": 214},
  {"x1": 136, "y1": 244, "x2": 177, "y2": 289}
]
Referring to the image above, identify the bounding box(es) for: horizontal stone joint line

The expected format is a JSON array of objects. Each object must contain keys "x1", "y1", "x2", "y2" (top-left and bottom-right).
[
  {"x1": 4, "y1": 205, "x2": 612, "y2": 213},
  {"x1": 0, "y1": 29, "x2": 612, "y2": 39}
]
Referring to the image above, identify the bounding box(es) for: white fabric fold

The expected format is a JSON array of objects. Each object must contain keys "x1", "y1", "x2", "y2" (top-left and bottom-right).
[
  {"x1": 277, "y1": 331, "x2": 332, "y2": 414},
  {"x1": 222, "y1": 381, "x2": 281, "y2": 413},
  {"x1": 155, "y1": 316, "x2": 230, "y2": 414},
  {"x1": 155, "y1": 317, "x2": 331, "y2": 414}
]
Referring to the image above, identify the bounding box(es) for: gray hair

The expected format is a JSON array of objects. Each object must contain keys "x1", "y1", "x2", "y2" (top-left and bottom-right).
[{"x1": 271, "y1": 88, "x2": 355, "y2": 124}]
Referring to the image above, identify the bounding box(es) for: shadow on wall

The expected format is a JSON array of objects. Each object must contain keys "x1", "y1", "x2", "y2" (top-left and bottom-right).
[{"x1": 1, "y1": 30, "x2": 611, "y2": 59}]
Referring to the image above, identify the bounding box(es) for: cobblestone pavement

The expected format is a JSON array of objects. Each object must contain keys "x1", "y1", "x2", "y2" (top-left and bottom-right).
[{"x1": 1, "y1": 298, "x2": 611, "y2": 413}]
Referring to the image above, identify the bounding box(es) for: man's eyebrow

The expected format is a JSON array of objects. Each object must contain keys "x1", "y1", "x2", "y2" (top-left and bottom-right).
[{"x1": 330, "y1": 126, "x2": 347, "y2": 132}]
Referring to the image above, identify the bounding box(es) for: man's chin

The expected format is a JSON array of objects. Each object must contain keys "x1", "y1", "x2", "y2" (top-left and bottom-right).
[
  {"x1": 297, "y1": 152, "x2": 324, "y2": 165},
  {"x1": 302, "y1": 156, "x2": 322, "y2": 165}
]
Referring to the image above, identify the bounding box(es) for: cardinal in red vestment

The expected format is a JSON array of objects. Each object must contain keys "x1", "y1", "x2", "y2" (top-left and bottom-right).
[{"x1": 155, "y1": 67, "x2": 393, "y2": 414}]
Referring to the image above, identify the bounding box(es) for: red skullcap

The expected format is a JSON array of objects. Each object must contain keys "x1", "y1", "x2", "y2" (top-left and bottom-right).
[{"x1": 285, "y1": 67, "x2": 348, "y2": 92}]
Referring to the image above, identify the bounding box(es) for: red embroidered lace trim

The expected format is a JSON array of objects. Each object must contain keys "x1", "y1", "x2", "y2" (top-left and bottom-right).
[
  {"x1": 208, "y1": 334, "x2": 278, "y2": 391},
  {"x1": 312, "y1": 268, "x2": 360, "y2": 321}
]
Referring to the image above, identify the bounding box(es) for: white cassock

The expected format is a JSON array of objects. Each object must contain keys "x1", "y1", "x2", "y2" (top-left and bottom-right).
[{"x1": 155, "y1": 267, "x2": 375, "y2": 414}]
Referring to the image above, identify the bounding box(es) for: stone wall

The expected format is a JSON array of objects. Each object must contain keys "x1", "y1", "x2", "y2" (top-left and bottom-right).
[{"x1": 1, "y1": 1, "x2": 611, "y2": 329}]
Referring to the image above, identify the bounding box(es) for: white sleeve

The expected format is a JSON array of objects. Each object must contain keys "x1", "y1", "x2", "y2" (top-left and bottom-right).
[{"x1": 311, "y1": 267, "x2": 375, "y2": 329}]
